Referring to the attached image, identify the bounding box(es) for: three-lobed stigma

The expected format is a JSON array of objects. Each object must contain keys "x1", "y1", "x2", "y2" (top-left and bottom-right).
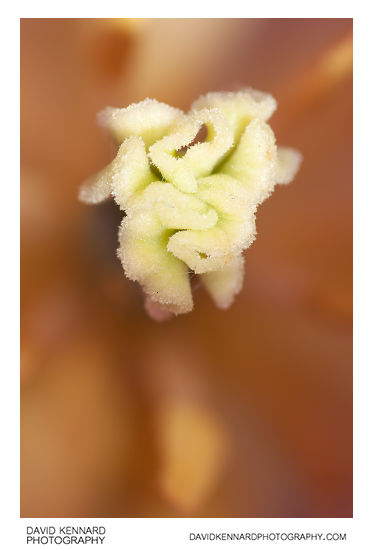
[{"x1": 79, "y1": 90, "x2": 302, "y2": 316}]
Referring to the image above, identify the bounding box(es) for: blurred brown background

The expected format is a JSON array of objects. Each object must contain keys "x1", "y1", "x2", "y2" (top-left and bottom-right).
[{"x1": 20, "y1": 18, "x2": 352, "y2": 518}]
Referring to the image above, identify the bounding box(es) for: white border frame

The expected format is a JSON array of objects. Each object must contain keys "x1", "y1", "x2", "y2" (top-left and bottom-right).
[{"x1": 3, "y1": 5, "x2": 370, "y2": 550}]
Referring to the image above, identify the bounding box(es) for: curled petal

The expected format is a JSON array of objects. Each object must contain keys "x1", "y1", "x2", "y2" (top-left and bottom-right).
[
  {"x1": 130, "y1": 182, "x2": 218, "y2": 230},
  {"x1": 219, "y1": 118, "x2": 278, "y2": 205},
  {"x1": 201, "y1": 255, "x2": 245, "y2": 309},
  {"x1": 118, "y1": 215, "x2": 193, "y2": 314},
  {"x1": 182, "y1": 108, "x2": 234, "y2": 177},
  {"x1": 276, "y1": 147, "x2": 303, "y2": 185},
  {"x1": 148, "y1": 109, "x2": 233, "y2": 193},
  {"x1": 111, "y1": 137, "x2": 154, "y2": 211},
  {"x1": 149, "y1": 117, "x2": 201, "y2": 193},
  {"x1": 78, "y1": 165, "x2": 113, "y2": 205},
  {"x1": 79, "y1": 137, "x2": 155, "y2": 210},
  {"x1": 191, "y1": 88, "x2": 277, "y2": 143},
  {"x1": 98, "y1": 98, "x2": 183, "y2": 147},
  {"x1": 168, "y1": 227, "x2": 236, "y2": 274},
  {"x1": 197, "y1": 174, "x2": 257, "y2": 252}
]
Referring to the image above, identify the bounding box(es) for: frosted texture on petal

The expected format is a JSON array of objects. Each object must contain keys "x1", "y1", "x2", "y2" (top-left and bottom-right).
[
  {"x1": 191, "y1": 89, "x2": 277, "y2": 143},
  {"x1": 149, "y1": 108, "x2": 234, "y2": 193},
  {"x1": 111, "y1": 137, "x2": 154, "y2": 210},
  {"x1": 117, "y1": 215, "x2": 193, "y2": 314},
  {"x1": 219, "y1": 118, "x2": 278, "y2": 204},
  {"x1": 79, "y1": 165, "x2": 113, "y2": 204},
  {"x1": 149, "y1": 117, "x2": 201, "y2": 193},
  {"x1": 98, "y1": 98, "x2": 183, "y2": 147},
  {"x1": 79, "y1": 89, "x2": 301, "y2": 316}
]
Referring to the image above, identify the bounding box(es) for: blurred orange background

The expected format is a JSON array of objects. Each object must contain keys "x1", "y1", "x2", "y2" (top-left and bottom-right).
[{"x1": 20, "y1": 18, "x2": 352, "y2": 518}]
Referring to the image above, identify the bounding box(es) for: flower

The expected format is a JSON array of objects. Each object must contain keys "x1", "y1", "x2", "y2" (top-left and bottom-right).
[{"x1": 79, "y1": 89, "x2": 301, "y2": 315}]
